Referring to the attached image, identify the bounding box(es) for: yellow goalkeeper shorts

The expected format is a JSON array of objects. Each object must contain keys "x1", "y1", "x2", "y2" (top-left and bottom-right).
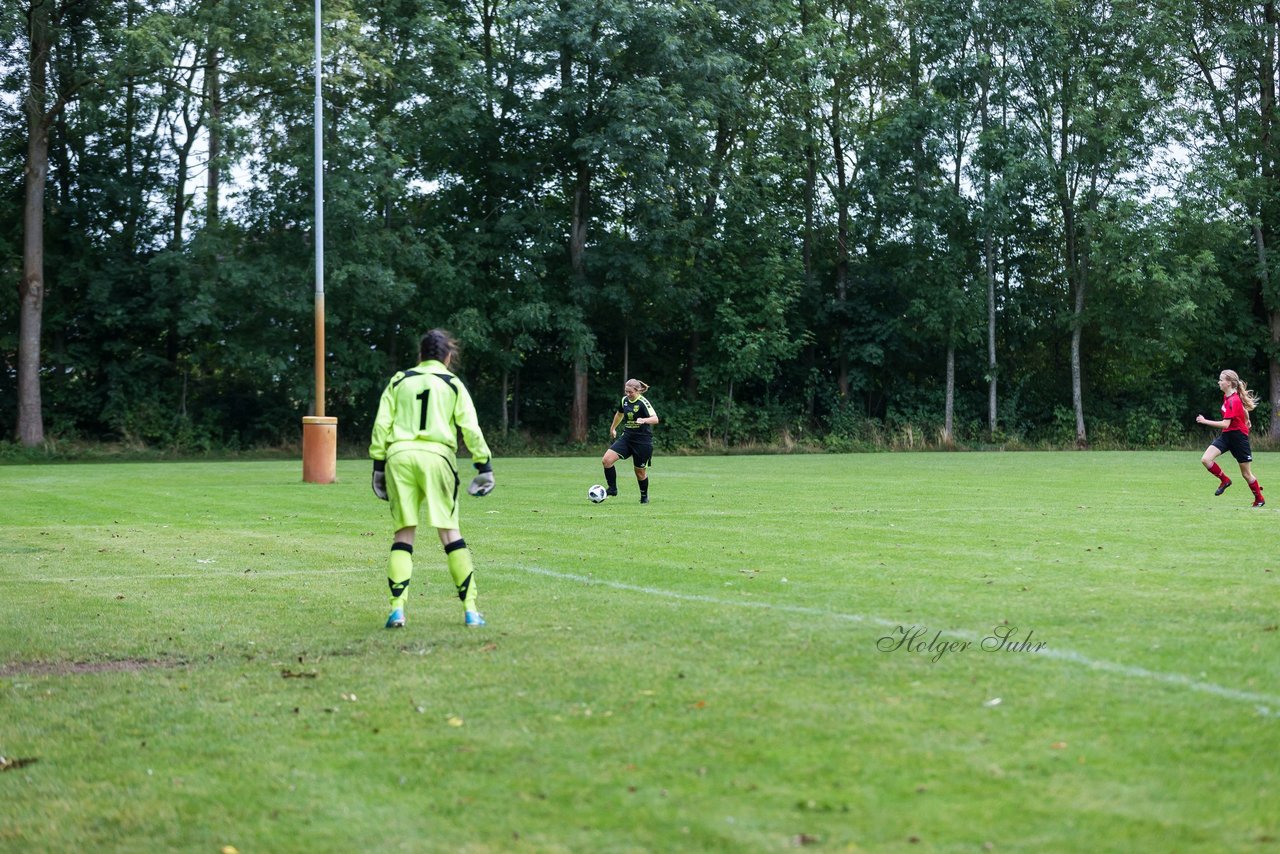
[{"x1": 386, "y1": 447, "x2": 460, "y2": 531}]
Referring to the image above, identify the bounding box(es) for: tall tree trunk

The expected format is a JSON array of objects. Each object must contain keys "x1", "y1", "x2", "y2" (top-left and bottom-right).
[
  {"x1": 943, "y1": 344, "x2": 955, "y2": 446},
  {"x1": 206, "y1": 43, "x2": 221, "y2": 226},
  {"x1": 800, "y1": 0, "x2": 817, "y2": 292},
  {"x1": 723, "y1": 381, "x2": 734, "y2": 444},
  {"x1": 1070, "y1": 275, "x2": 1087, "y2": 447},
  {"x1": 1254, "y1": 225, "x2": 1280, "y2": 436},
  {"x1": 174, "y1": 144, "x2": 190, "y2": 247},
  {"x1": 1269, "y1": 312, "x2": 1280, "y2": 436},
  {"x1": 831, "y1": 93, "x2": 850, "y2": 398},
  {"x1": 1065, "y1": 195, "x2": 1088, "y2": 447},
  {"x1": 978, "y1": 52, "x2": 997, "y2": 440},
  {"x1": 570, "y1": 355, "x2": 588, "y2": 443},
  {"x1": 173, "y1": 54, "x2": 202, "y2": 248},
  {"x1": 513, "y1": 368, "x2": 521, "y2": 430},
  {"x1": 122, "y1": 0, "x2": 138, "y2": 253},
  {"x1": 561, "y1": 19, "x2": 592, "y2": 445},
  {"x1": 986, "y1": 225, "x2": 998, "y2": 439},
  {"x1": 569, "y1": 160, "x2": 590, "y2": 443},
  {"x1": 1059, "y1": 66, "x2": 1087, "y2": 448},
  {"x1": 18, "y1": 0, "x2": 52, "y2": 446},
  {"x1": 500, "y1": 365, "x2": 509, "y2": 436}
]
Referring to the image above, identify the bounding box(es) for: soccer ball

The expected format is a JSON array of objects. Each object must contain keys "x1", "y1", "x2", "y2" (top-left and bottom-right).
[{"x1": 588, "y1": 484, "x2": 608, "y2": 503}]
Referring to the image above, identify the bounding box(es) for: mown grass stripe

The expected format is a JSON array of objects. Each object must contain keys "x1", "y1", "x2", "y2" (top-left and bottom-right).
[{"x1": 514, "y1": 563, "x2": 1280, "y2": 717}]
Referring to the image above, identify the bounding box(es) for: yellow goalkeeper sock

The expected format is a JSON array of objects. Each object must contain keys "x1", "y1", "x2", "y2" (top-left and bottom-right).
[
  {"x1": 388, "y1": 543, "x2": 413, "y2": 608},
  {"x1": 444, "y1": 539, "x2": 477, "y2": 612}
]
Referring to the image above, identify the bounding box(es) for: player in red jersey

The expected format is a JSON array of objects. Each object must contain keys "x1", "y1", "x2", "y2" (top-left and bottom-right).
[{"x1": 1196, "y1": 369, "x2": 1265, "y2": 507}]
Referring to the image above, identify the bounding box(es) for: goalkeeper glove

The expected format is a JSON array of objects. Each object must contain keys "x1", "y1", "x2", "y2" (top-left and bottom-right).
[
  {"x1": 468, "y1": 461, "x2": 495, "y2": 497},
  {"x1": 372, "y1": 460, "x2": 388, "y2": 501}
]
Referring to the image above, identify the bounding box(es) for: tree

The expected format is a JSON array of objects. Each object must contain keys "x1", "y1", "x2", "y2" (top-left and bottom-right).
[
  {"x1": 971, "y1": 0, "x2": 1023, "y2": 440},
  {"x1": 1161, "y1": 0, "x2": 1280, "y2": 438},
  {"x1": 1006, "y1": 0, "x2": 1162, "y2": 446},
  {"x1": 17, "y1": 0, "x2": 58, "y2": 445}
]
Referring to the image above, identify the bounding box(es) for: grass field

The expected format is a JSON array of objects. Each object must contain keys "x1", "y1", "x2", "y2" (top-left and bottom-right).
[{"x1": 1, "y1": 452, "x2": 1277, "y2": 853}]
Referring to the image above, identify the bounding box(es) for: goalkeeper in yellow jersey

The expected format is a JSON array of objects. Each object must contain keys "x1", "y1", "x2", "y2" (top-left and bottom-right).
[{"x1": 369, "y1": 329, "x2": 494, "y2": 629}]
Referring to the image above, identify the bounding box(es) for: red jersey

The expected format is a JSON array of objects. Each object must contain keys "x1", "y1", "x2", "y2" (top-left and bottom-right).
[{"x1": 1222, "y1": 392, "x2": 1249, "y2": 434}]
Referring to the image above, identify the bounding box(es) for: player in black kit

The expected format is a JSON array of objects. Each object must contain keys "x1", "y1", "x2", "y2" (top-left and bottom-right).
[{"x1": 601, "y1": 379, "x2": 659, "y2": 504}]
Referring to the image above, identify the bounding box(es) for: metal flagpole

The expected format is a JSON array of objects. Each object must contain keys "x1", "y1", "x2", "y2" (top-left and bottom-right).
[
  {"x1": 302, "y1": 0, "x2": 337, "y2": 482},
  {"x1": 313, "y1": 0, "x2": 324, "y2": 419}
]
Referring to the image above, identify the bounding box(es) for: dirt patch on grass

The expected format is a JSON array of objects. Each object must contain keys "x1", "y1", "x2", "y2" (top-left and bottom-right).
[
  {"x1": 0, "y1": 756, "x2": 39, "y2": 772},
  {"x1": 0, "y1": 658, "x2": 187, "y2": 678}
]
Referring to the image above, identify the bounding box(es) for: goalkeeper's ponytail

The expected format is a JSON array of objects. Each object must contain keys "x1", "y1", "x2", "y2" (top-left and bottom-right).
[{"x1": 420, "y1": 329, "x2": 460, "y2": 366}]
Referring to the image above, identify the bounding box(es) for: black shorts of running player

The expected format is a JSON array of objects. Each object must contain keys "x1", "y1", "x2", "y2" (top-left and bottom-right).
[
  {"x1": 1211, "y1": 430, "x2": 1253, "y2": 463},
  {"x1": 609, "y1": 433, "x2": 653, "y2": 468}
]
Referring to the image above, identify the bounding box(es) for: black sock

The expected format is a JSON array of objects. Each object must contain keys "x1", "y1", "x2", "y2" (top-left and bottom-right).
[
  {"x1": 605, "y1": 466, "x2": 617, "y2": 490},
  {"x1": 639, "y1": 478, "x2": 648, "y2": 495}
]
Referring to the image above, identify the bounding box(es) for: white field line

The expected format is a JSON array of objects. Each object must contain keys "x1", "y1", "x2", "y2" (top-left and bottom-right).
[
  {"x1": 7, "y1": 562, "x2": 1276, "y2": 717},
  {"x1": 514, "y1": 564, "x2": 1280, "y2": 718}
]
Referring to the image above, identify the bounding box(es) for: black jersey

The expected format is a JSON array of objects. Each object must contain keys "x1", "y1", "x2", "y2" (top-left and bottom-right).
[{"x1": 616, "y1": 395, "x2": 657, "y2": 438}]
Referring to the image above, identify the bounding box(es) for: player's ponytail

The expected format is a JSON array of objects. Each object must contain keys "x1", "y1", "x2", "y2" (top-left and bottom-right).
[
  {"x1": 420, "y1": 328, "x2": 460, "y2": 366},
  {"x1": 625, "y1": 378, "x2": 650, "y2": 394},
  {"x1": 1222, "y1": 370, "x2": 1259, "y2": 411}
]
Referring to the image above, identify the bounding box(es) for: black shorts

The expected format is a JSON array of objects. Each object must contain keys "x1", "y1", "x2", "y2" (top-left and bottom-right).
[
  {"x1": 1212, "y1": 431, "x2": 1253, "y2": 463},
  {"x1": 609, "y1": 433, "x2": 653, "y2": 468}
]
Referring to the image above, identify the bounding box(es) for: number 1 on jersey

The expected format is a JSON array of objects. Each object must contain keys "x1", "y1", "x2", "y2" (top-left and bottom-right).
[{"x1": 417, "y1": 389, "x2": 431, "y2": 431}]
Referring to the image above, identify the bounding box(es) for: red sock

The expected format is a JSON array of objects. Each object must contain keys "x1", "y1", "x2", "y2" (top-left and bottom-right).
[
  {"x1": 1208, "y1": 462, "x2": 1228, "y2": 482},
  {"x1": 1251, "y1": 480, "x2": 1263, "y2": 499}
]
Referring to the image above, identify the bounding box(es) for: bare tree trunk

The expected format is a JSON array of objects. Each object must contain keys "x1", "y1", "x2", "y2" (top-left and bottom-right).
[
  {"x1": 1070, "y1": 284, "x2": 1087, "y2": 447},
  {"x1": 172, "y1": 51, "x2": 203, "y2": 248},
  {"x1": 122, "y1": 2, "x2": 138, "y2": 253},
  {"x1": 723, "y1": 381, "x2": 734, "y2": 444},
  {"x1": 943, "y1": 345, "x2": 955, "y2": 446},
  {"x1": 831, "y1": 94, "x2": 850, "y2": 398},
  {"x1": 206, "y1": 44, "x2": 221, "y2": 225},
  {"x1": 174, "y1": 144, "x2": 190, "y2": 247},
  {"x1": 568, "y1": 159, "x2": 590, "y2": 444},
  {"x1": 561, "y1": 12, "x2": 592, "y2": 445},
  {"x1": 1269, "y1": 313, "x2": 1280, "y2": 437},
  {"x1": 18, "y1": 0, "x2": 52, "y2": 446},
  {"x1": 1066, "y1": 203, "x2": 1088, "y2": 448},
  {"x1": 513, "y1": 368, "x2": 520, "y2": 430},
  {"x1": 800, "y1": 0, "x2": 817, "y2": 294},
  {"x1": 1058, "y1": 67, "x2": 1088, "y2": 449},
  {"x1": 986, "y1": 227, "x2": 998, "y2": 439},
  {"x1": 979, "y1": 61, "x2": 998, "y2": 440},
  {"x1": 500, "y1": 365, "x2": 509, "y2": 436},
  {"x1": 1254, "y1": 225, "x2": 1280, "y2": 437},
  {"x1": 570, "y1": 355, "x2": 588, "y2": 443}
]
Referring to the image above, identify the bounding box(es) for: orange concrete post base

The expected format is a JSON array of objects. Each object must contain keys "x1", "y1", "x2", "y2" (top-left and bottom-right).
[{"x1": 302, "y1": 416, "x2": 338, "y2": 483}]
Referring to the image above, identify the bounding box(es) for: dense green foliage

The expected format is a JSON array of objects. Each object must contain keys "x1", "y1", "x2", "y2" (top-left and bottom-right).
[
  {"x1": 1, "y1": 456, "x2": 1277, "y2": 849},
  {"x1": 3, "y1": 0, "x2": 1279, "y2": 449}
]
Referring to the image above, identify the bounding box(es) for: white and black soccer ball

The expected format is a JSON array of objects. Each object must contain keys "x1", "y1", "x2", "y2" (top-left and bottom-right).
[{"x1": 588, "y1": 484, "x2": 608, "y2": 503}]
